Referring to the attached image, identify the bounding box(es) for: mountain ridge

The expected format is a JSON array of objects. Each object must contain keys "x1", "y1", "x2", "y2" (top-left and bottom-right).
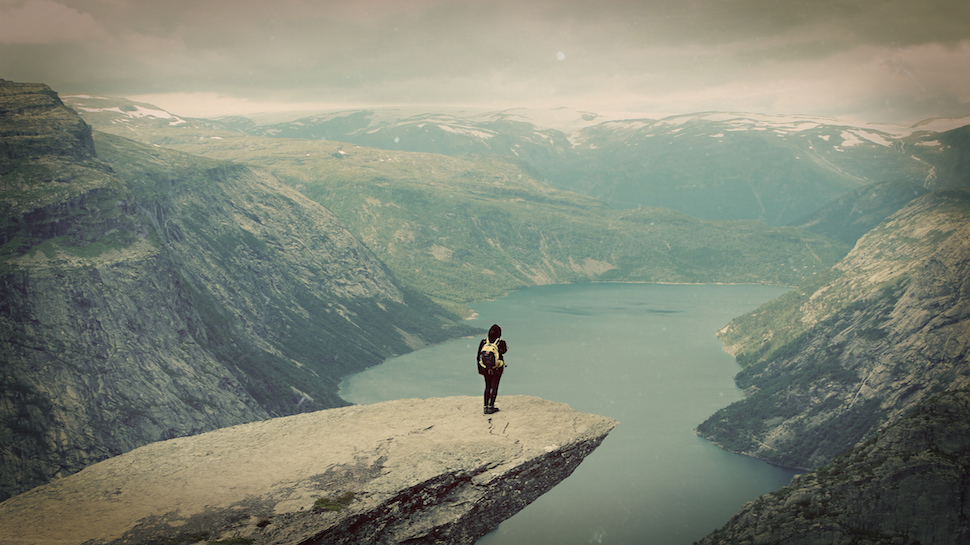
[
  {"x1": 698, "y1": 187, "x2": 970, "y2": 470},
  {"x1": 66, "y1": 94, "x2": 969, "y2": 229},
  {"x1": 0, "y1": 81, "x2": 473, "y2": 500},
  {"x1": 65, "y1": 94, "x2": 852, "y2": 314}
]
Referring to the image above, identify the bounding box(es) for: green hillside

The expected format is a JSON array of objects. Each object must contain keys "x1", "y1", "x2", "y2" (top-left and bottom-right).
[{"x1": 83, "y1": 123, "x2": 849, "y2": 313}]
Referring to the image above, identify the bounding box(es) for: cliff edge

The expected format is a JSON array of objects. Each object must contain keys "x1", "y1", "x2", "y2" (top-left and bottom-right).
[{"x1": 0, "y1": 395, "x2": 617, "y2": 545}]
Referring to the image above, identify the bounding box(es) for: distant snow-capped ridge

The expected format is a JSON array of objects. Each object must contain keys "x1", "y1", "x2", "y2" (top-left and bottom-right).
[
  {"x1": 61, "y1": 93, "x2": 970, "y2": 140},
  {"x1": 577, "y1": 111, "x2": 970, "y2": 150},
  {"x1": 64, "y1": 94, "x2": 187, "y2": 126},
  {"x1": 595, "y1": 111, "x2": 970, "y2": 137}
]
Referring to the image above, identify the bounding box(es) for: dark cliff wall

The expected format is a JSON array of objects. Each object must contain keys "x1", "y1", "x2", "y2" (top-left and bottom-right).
[
  {"x1": 695, "y1": 188, "x2": 970, "y2": 543},
  {"x1": 699, "y1": 389, "x2": 970, "y2": 545},
  {"x1": 0, "y1": 80, "x2": 95, "y2": 162},
  {"x1": 0, "y1": 81, "x2": 473, "y2": 501},
  {"x1": 698, "y1": 188, "x2": 970, "y2": 471}
]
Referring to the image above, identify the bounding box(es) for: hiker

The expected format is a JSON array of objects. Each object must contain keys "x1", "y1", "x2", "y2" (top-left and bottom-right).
[{"x1": 477, "y1": 323, "x2": 508, "y2": 415}]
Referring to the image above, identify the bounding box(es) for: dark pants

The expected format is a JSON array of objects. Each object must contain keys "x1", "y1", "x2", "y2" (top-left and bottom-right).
[{"x1": 483, "y1": 370, "x2": 502, "y2": 408}]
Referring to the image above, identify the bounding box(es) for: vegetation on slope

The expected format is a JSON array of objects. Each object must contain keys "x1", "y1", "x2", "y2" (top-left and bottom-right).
[{"x1": 78, "y1": 121, "x2": 850, "y2": 314}]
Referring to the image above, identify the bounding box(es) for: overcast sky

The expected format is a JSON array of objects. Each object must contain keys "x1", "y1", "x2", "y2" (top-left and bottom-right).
[{"x1": 2, "y1": 0, "x2": 968, "y2": 124}]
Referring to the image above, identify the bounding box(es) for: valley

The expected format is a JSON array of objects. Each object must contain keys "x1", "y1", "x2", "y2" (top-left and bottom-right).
[
  {"x1": 2, "y1": 80, "x2": 969, "y2": 543},
  {"x1": 66, "y1": 95, "x2": 856, "y2": 313}
]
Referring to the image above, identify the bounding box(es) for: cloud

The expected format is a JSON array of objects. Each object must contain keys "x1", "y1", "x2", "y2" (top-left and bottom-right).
[
  {"x1": 0, "y1": 0, "x2": 107, "y2": 44},
  {"x1": 1, "y1": 0, "x2": 967, "y2": 123}
]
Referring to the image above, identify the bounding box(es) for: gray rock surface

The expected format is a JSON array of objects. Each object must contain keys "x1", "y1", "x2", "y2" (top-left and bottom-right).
[
  {"x1": 700, "y1": 188, "x2": 970, "y2": 470},
  {"x1": 0, "y1": 80, "x2": 474, "y2": 501},
  {"x1": 0, "y1": 395, "x2": 616, "y2": 545},
  {"x1": 698, "y1": 389, "x2": 970, "y2": 545},
  {"x1": 0, "y1": 79, "x2": 95, "y2": 162}
]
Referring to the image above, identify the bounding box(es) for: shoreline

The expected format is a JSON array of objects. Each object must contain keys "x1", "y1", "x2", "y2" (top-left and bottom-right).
[{"x1": 462, "y1": 279, "x2": 795, "y2": 320}]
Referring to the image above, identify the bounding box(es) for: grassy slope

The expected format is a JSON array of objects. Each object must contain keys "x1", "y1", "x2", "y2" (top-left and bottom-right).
[{"x1": 80, "y1": 121, "x2": 849, "y2": 313}]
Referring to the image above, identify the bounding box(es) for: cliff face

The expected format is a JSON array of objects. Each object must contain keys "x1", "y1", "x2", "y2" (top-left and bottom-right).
[
  {"x1": 695, "y1": 188, "x2": 970, "y2": 542},
  {"x1": 698, "y1": 389, "x2": 970, "y2": 545},
  {"x1": 698, "y1": 187, "x2": 970, "y2": 471},
  {"x1": 0, "y1": 81, "x2": 473, "y2": 501},
  {"x1": 0, "y1": 396, "x2": 617, "y2": 545},
  {"x1": 0, "y1": 80, "x2": 95, "y2": 162}
]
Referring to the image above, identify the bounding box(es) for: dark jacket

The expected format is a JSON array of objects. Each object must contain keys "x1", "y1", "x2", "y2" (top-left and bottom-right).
[{"x1": 477, "y1": 324, "x2": 508, "y2": 375}]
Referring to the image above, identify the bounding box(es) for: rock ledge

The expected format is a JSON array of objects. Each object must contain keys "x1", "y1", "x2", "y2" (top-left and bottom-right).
[{"x1": 0, "y1": 395, "x2": 616, "y2": 545}]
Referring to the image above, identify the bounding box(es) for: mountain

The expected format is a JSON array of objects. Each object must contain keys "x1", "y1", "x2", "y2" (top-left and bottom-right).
[
  {"x1": 691, "y1": 185, "x2": 970, "y2": 543},
  {"x1": 566, "y1": 112, "x2": 947, "y2": 225},
  {"x1": 259, "y1": 109, "x2": 968, "y2": 227},
  {"x1": 0, "y1": 81, "x2": 472, "y2": 500},
  {"x1": 65, "y1": 96, "x2": 850, "y2": 314},
  {"x1": 697, "y1": 187, "x2": 970, "y2": 471},
  {"x1": 11, "y1": 84, "x2": 970, "y2": 543},
  {"x1": 67, "y1": 96, "x2": 968, "y2": 229},
  {"x1": 698, "y1": 389, "x2": 970, "y2": 545},
  {"x1": 790, "y1": 124, "x2": 970, "y2": 245}
]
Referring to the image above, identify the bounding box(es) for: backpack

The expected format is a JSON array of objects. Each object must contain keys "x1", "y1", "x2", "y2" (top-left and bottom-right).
[{"x1": 479, "y1": 338, "x2": 502, "y2": 374}]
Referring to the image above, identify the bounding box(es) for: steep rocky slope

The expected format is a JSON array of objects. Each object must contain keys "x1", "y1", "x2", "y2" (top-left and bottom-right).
[
  {"x1": 698, "y1": 389, "x2": 970, "y2": 545},
  {"x1": 0, "y1": 81, "x2": 471, "y2": 500},
  {"x1": 0, "y1": 396, "x2": 616, "y2": 545},
  {"x1": 1, "y1": 80, "x2": 94, "y2": 162},
  {"x1": 791, "y1": 124, "x2": 970, "y2": 246},
  {"x1": 698, "y1": 187, "x2": 970, "y2": 471}
]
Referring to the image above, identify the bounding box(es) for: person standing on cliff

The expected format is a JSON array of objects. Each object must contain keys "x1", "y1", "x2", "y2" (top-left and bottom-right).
[{"x1": 477, "y1": 324, "x2": 508, "y2": 415}]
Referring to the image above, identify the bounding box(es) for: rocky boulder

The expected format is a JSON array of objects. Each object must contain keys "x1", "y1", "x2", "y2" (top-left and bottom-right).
[{"x1": 0, "y1": 396, "x2": 617, "y2": 545}]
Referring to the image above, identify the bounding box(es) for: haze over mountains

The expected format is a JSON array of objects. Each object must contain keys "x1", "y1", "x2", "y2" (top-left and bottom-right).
[
  {"x1": 3, "y1": 79, "x2": 970, "y2": 543},
  {"x1": 67, "y1": 93, "x2": 970, "y2": 229},
  {"x1": 65, "y1": 93, "x2": 857, "y2": 313}
]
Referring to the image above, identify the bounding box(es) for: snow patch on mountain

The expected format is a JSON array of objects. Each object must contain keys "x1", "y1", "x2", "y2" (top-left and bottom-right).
[
  {"x1": 75, "y1": 103, "x2": 186, "y2": 125},
  {"x1": 838, "y1": 130, "x2": 894, "y2": 148},
  {"x1": 437, "y1": 124, "x2": 496, "y2": 140}
]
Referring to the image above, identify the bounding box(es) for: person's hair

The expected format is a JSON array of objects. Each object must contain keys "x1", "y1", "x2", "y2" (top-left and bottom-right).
[{"x1": 488, "y1": 324, "x2": 502, "y2": 341}]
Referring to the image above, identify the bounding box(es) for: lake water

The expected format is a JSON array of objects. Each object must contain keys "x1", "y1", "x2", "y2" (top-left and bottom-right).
[{"x1": 339, "y1": 283, "x2": 798, "y2": 545}]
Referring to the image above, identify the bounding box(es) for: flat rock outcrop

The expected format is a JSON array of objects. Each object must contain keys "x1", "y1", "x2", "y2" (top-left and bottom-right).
[{"x1": 0, "y1": 395, "x2": 617, "y2": 545}]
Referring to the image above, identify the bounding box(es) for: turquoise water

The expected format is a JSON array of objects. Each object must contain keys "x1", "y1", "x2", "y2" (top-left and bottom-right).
[{"x1": 339, "y1": 283, "x2": 798, "y2": 545}]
